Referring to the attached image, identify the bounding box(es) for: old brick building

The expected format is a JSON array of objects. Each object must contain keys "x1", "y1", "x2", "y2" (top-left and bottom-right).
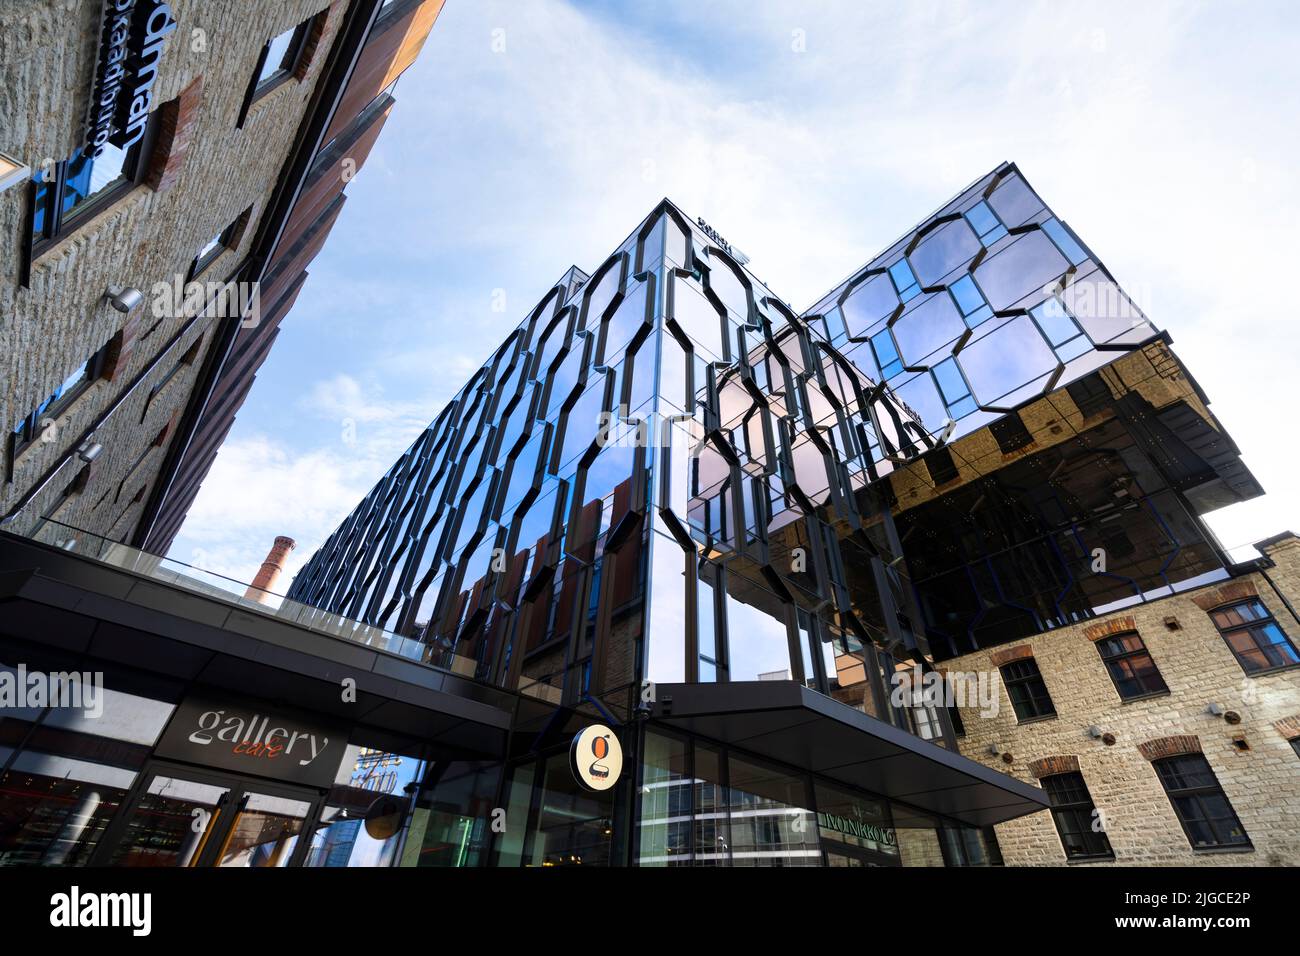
[
  {"x1": 942, "y1": 533, "x2": 1300, "y2": 866},
  {"x1": 0, "y1": 0, "x2": 444, "y2": 553}
]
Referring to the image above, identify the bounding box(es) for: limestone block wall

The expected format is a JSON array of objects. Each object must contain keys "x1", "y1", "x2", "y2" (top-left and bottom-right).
[
  {"x1": 0, "y1": 0, "x2": 343, "y2": 539},
  {"x1": 946, "y1": 535, "x2": 1300, "y2": 866}
]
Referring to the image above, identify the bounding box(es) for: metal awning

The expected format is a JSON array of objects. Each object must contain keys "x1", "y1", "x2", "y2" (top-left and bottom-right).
[
  {"x1": 651, "y1": 681, "x2": 1048, "y2": 827},
  {"x1": 0, "y1": 532, "x2": 514, "y2": 759}
]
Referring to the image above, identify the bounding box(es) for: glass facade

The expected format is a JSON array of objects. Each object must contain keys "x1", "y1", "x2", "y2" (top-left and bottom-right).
[{"x1": 165, "y1": 161, "x2": 1252, "y2": 867}]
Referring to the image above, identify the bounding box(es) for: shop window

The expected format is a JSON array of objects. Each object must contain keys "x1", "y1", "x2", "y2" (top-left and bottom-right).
[
  {"x1": 937, "y1": 824, "x2": 995, "y2": 866},
  {"x1": 1096, "y1": 631, "x2": 1168, "y2": 699},
  {"x1": 1209, "y1": 599, "x2": 1299, "y2": 673},
  {"x1": 636, "y1": 731, "x2": 692, "y2": 866},
  {"x1": 1153, "y1": 754, "x2": 1251, "y2": 850},
  {"x1": 999, "y1": 657, "x2": 1056, "y2": 721},
  {"x1": 724, "y1": 753, "x2": 819, "y2": 866},
  {"x1": 1041, "y1": 771, "x2": 1113, "y2": 860}
]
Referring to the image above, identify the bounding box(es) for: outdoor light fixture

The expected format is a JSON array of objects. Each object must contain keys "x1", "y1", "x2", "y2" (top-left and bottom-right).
[
  {"x1": 987, "y1": 743, "x2": 1002, "y2": 756},
  {"x1": 1087, "y1": 725, "x2": 1104, "y2": 739},
  {"x1": 76, "y1": 441, "x2": 104, "y2": 463},
  {"x1": 1207, "y1": 702, "x2": 1226, "y2": 716},
  {"x1": 104, "y1": 285, "x2": 144, "y2": 314}
]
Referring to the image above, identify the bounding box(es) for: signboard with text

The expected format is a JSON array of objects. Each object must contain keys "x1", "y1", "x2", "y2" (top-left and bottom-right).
[{"x1": 155, "y1": 693, "x2": 349, "y2": 789}]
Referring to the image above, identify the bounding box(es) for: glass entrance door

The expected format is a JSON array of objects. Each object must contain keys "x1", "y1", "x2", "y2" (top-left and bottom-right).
[
  {"x1": 105, "y1": 773, "x2": 231, "y2": 867},
  {"x1": 92, "y1": 764, "x2": 321, "y2": 867},
  {"x1": 213, "y1": 789, "x2": 312, "y2": 867}
]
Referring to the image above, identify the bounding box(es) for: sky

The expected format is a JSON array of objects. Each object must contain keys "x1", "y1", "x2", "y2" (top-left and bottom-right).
[{"x1": 169, "y1": 0, "x2": 1300, "y2": 592}]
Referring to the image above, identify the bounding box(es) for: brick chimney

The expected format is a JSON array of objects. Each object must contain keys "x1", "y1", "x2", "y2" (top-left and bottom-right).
[{"x1": 244, "y1": 535, "x2": 295, "y2": 604}]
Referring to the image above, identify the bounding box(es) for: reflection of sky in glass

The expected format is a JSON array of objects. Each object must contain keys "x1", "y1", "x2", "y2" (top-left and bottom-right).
[
  {"x1": 973, "y1": 231, "x2": 1068, "y2": 310},
  {"x1": 958, "y1": 316, "x2": 1057, "y2": 405},
  {"x1": 908, "y1": 219, "x2": 980, "y2": 286}
]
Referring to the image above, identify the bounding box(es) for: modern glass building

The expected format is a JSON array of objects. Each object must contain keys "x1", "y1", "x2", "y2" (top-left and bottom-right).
[
  {"x1": 3, "y1": 162, "x2": 1260, "y2": 867},
  {"x1": 288, "y1": 160, "x2": 1241, "y2": 866}
]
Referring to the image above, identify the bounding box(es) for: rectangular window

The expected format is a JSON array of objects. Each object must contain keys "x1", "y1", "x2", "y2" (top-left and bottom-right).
[
  {"x1": 1291, "y1": 738, "x2": 1300, "y2": 760},
  {"x1": 1210, "y1": 599, "x2": 1299, "y2": 673},
  {"x1": 254, "y1": 22, "x2": 309, "y2": 94},
  {"x1": 8, "y1": 344, "x2": 110, "y2": 467},
  {"x1": 1096, "y1": 632, "x2": 1168, "y2": 699},
  {"x1": 999, "y1": 658, "x2": 1056, "y2": 721},
  {"x1": 28, "y1": 128, "x2": 155, "y2": 261},
  {"x1": 238, "y1": 17, "x2": 315, "y2": 126},
  {"x1": 1153, "y1": 754, "x2": 1250, "y2": 850},
  {"x1": 187, "y1": 208, "x2": 250, "y2": 281},
  {"x1": 1041, "y1": 772, "x2": 1113, "y2": 860},
  {"x1": 870, "y1": 329, "x2": 903, "y2": 379}
]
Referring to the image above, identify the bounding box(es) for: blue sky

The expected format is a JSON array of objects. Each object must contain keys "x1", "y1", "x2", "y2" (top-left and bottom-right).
[{"x1": 170, "y1": 0, "x2": 1300, "y2": 590}]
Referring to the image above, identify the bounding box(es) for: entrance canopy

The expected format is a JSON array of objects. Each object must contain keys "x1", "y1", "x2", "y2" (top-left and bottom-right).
[{"x1": 651, "y1": 681, "x2": 1048, "y2": 827}]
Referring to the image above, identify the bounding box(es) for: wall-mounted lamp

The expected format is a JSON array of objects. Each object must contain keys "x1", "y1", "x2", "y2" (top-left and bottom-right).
[
  {"x1": 105, "y1": 285, "x2": 144, "y2": 314},
  {"x1": 76, "y1": 441, "x2": 104, "y2": 463},
  {"x1": 1087, "y1": 725, "x2": 1104, "y2": 739},
  {"x1": 1207, "y1": 702, "x2": 1226, "y2": 717}
]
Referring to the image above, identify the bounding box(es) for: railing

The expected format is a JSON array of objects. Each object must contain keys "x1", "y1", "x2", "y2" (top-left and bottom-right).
[{"x1": 21, "y1": 518, "x2": 481, "y2": 676}]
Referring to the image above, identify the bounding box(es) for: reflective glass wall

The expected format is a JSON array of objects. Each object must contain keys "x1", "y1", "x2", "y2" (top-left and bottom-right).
[
  {"x1": 288, "y1": 198, "x2": 959, "y2": 744},
  {"x1": 288, "y1": 164, "x2": 1183, "y2": 737}
]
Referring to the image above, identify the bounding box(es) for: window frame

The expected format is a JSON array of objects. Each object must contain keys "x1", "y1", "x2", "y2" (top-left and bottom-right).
[
  {"x1": 239, "y1": 19, "x2": 312, "y2": 125},
  {"x1": 1040, "y1": 771, "x2": 1114, "y2": 861},
  {"x1": 1095, "y1": 631, "x2": 1169, "y2": 701},
  {"x1": 25, "y1": 118, "x2": 160, "y2": 267},
  {"x1": 187, "y1": 221, "x2": 235, "y2": 282},
  {"x1": 1209, "y1": 599, "x2": 1299, "y2": 674},
  {"x1": 8, "y1": 345, "x2": 110, "y2": 473},
  {"x1": 1152, "y1": 754, "x2": 1251, "y2": 851},
  {"x1": 999, "y1": 657, "x2": 1056, "y2": 722}
]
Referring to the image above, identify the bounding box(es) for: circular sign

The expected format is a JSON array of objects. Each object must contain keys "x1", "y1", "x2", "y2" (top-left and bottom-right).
[
  {"x1": 569, "y1": 724, "x2": 623, "y2": 792},
  {"x1": 363, "y1": 794, "x2": 408, "y2": 840}
]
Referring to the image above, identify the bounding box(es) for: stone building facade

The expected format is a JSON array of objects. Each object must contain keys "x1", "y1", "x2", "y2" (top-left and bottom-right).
[
  {"x1": 0, "y1": 0, "x2": 444, "y2": 557},
  {"x1": 946, "y1": 533, "x2": 1300, "y2": 866}
]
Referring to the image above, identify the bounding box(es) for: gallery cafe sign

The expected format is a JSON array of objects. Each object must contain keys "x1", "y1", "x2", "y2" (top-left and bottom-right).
[
  {"x1": 155, "y1": 693, "x2": 349, "y2": 788},
  {"x1": 83, "y1": 0, "x2": 178, "y2": 157},
  {"x1": 569, "y1": 724, "x2": 623, "y2": 792}
]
